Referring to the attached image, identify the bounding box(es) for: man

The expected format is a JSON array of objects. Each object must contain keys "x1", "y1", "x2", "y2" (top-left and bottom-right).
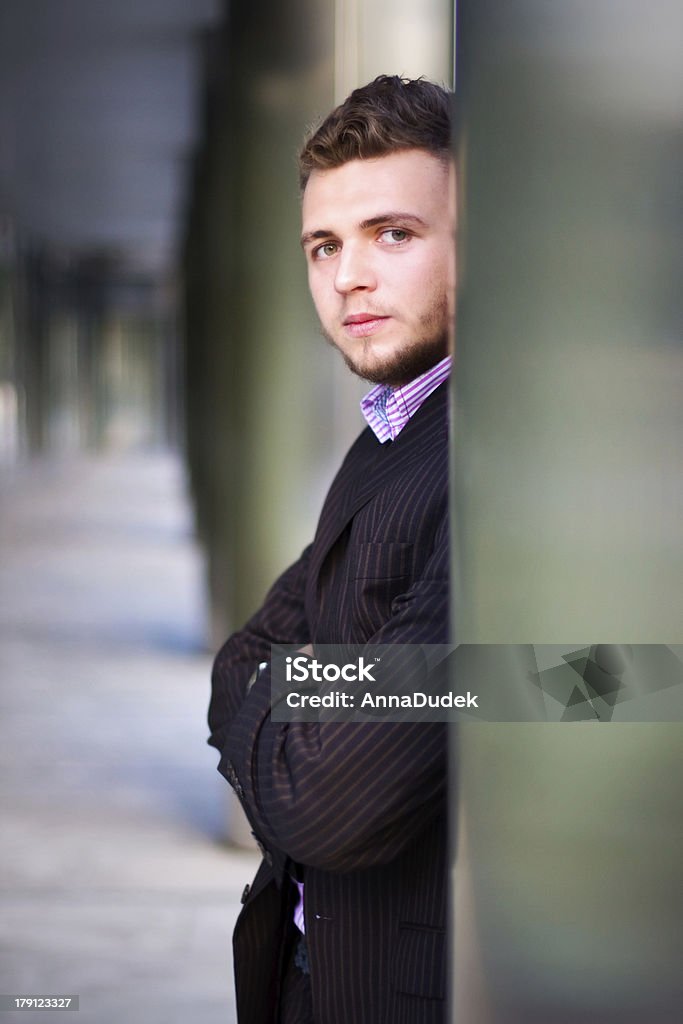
[{"x1": 208, "y1": 75, "x2": 454, "y2": 1024}]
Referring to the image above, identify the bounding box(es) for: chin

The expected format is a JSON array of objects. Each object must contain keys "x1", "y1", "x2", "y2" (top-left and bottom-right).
[{"x1": 345, "y1": 341, "x2": 448, "y2": 387}]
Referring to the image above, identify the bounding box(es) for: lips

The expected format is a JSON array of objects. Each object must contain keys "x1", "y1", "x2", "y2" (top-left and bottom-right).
[
  {"x1": 344, "y1": 313, "x2": 386, "y2": 324},
  {"x1": 343, "y1": 313, "x2": 390, "y2": 338}
]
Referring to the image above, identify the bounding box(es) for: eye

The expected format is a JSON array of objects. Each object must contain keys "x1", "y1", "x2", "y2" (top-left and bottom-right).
[
  {"x1": 379, "y1": 228, "x2": 410, "y2": 245},
  {"x1": 313, "y1": 242, "x2": 339, "y2": 260}
]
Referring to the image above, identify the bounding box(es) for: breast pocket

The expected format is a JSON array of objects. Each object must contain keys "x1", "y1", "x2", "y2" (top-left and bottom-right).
[
  {"x1": 393, "y1": 924, "x2": 446, "y2": 1000},
  {"x1": 345, "y1": 543, "x2": 415, "y2": 638}
]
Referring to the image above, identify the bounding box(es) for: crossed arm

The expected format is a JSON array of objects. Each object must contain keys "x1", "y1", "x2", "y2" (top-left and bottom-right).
[{"x1": 208, "y1": 516, "x2": 449, "y2": 873}]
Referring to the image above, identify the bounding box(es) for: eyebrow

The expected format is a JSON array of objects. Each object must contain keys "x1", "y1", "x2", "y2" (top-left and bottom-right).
[{"x1": 300, "y1": 211, "x2": 427, "y2": 249}]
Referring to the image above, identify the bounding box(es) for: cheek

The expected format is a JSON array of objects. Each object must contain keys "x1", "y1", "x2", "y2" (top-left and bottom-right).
[
  {"x1": 383, "y1": 258, "x2": 423, "y2": 300},
  {"x1": 400, "y1": 247, "x2": 447, "y2": 288},
  {"x1": 424, "y1": 250, "x2": 453, "y2": 299},
  {"x1": 308, "y1": 273, "x2": 332, "y2": 317},
  {"x1": 396, "y1": 257, "x2": 448, "y2": 309}
]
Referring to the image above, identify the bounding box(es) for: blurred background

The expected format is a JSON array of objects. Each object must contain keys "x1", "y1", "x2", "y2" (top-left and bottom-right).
[
  {"x1": 2, "y1": 1, "x2": 682, "y2": 1023},
  {"x1": 0, "y1": 1, "x2": 452, "y2": 1022}
]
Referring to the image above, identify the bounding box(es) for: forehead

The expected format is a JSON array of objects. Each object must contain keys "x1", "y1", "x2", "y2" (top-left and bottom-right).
[{"x1": 301, "y1": 149, "x2": 450, "y2": 230}]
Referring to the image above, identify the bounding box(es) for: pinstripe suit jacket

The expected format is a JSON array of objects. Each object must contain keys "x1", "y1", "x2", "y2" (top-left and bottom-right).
[{"x1": 209, "y1": 380, "x2": 449, "y2": 1024}]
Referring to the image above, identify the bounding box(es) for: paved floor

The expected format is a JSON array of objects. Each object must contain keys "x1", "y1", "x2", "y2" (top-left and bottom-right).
[{"x1": 0, "y1": 452, "x2": 259, "y2": 1024}]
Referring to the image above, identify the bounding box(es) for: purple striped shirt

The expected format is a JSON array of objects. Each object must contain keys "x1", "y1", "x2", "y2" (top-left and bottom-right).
[{"x1": 360, "y1": 355, "x2": 452, "y2": 443}]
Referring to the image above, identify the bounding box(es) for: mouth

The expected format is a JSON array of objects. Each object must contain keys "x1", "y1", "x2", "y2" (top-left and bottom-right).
[{"x1": 342, "y1": 313, "x2": 390, "y2": 338}]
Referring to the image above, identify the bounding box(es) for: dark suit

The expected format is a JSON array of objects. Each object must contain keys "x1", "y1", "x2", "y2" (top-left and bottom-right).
[{"x1": 208, "y1": 381, "x2": 450, "y2": 1024}]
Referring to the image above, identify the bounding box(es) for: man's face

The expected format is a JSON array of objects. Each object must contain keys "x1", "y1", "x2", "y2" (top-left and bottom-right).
[{"x1": 301, "y1": 148, "x2": 454, "y2": 387}]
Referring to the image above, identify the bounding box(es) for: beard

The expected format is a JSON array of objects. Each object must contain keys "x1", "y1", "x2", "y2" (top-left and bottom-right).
[{"x1": 321, "y1": 296, "x2": 451, "y2": 387}]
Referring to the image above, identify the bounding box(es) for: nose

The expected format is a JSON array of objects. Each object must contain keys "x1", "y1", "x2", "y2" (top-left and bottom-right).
[{"x1": 334, "y1": 242, "x2": 377, "y2": 294}]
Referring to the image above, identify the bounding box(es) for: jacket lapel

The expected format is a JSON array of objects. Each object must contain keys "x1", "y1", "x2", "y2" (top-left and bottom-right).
[{"x1": 307, "y1": 381, "x2": 449, "y2": 590}]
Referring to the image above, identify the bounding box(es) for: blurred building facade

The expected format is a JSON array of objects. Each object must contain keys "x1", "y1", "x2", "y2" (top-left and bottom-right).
[
  {"x1": 0, "y1": 0, "x2": 222, "y2": 463},
  {"x1": 0, "y1": 244, "x2": 176, "y2": 458}
]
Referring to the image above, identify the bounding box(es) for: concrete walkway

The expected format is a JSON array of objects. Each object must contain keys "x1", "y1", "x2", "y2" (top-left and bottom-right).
[{"x1": 0, "y1": 452, "x2": 259, "y2": 1023}]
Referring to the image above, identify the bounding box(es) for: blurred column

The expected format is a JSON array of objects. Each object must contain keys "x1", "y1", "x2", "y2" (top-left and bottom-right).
[
  {"x1": 452, "y1": 2, "x2": 683, "y2": 643},
  {"x1": 451, "y1": 3, "x2": 683, "y2": 1021},
  {"x1": 184, "y1": 4, "x2": 337, "y2": 653},
  {"x1": 183, "y1": 5, "x2": 338, "y2": 846}
]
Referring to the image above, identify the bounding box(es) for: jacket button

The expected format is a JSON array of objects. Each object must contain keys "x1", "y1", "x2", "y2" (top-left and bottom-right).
[{"x1": 240, "y1": 884, "x2": 251, "y2": 904}]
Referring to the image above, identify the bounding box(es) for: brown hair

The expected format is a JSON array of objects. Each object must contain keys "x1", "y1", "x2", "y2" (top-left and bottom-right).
[{"x1": 298, "y1": 75, "x2": 452, "y2": 190}]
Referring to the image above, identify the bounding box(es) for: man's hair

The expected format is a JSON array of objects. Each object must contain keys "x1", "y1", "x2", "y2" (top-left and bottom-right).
[{"x1": 298, "y1": 75, "x2": 451, "y2": 191}]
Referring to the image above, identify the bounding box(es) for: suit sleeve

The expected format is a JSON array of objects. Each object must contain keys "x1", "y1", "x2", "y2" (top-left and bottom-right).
[
  {"x1": 207, "y1": 543, "x2": 312, "y2": 755},
  {"x1": 219, "y1": 514, "x2": 449, "y2": 874}
]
